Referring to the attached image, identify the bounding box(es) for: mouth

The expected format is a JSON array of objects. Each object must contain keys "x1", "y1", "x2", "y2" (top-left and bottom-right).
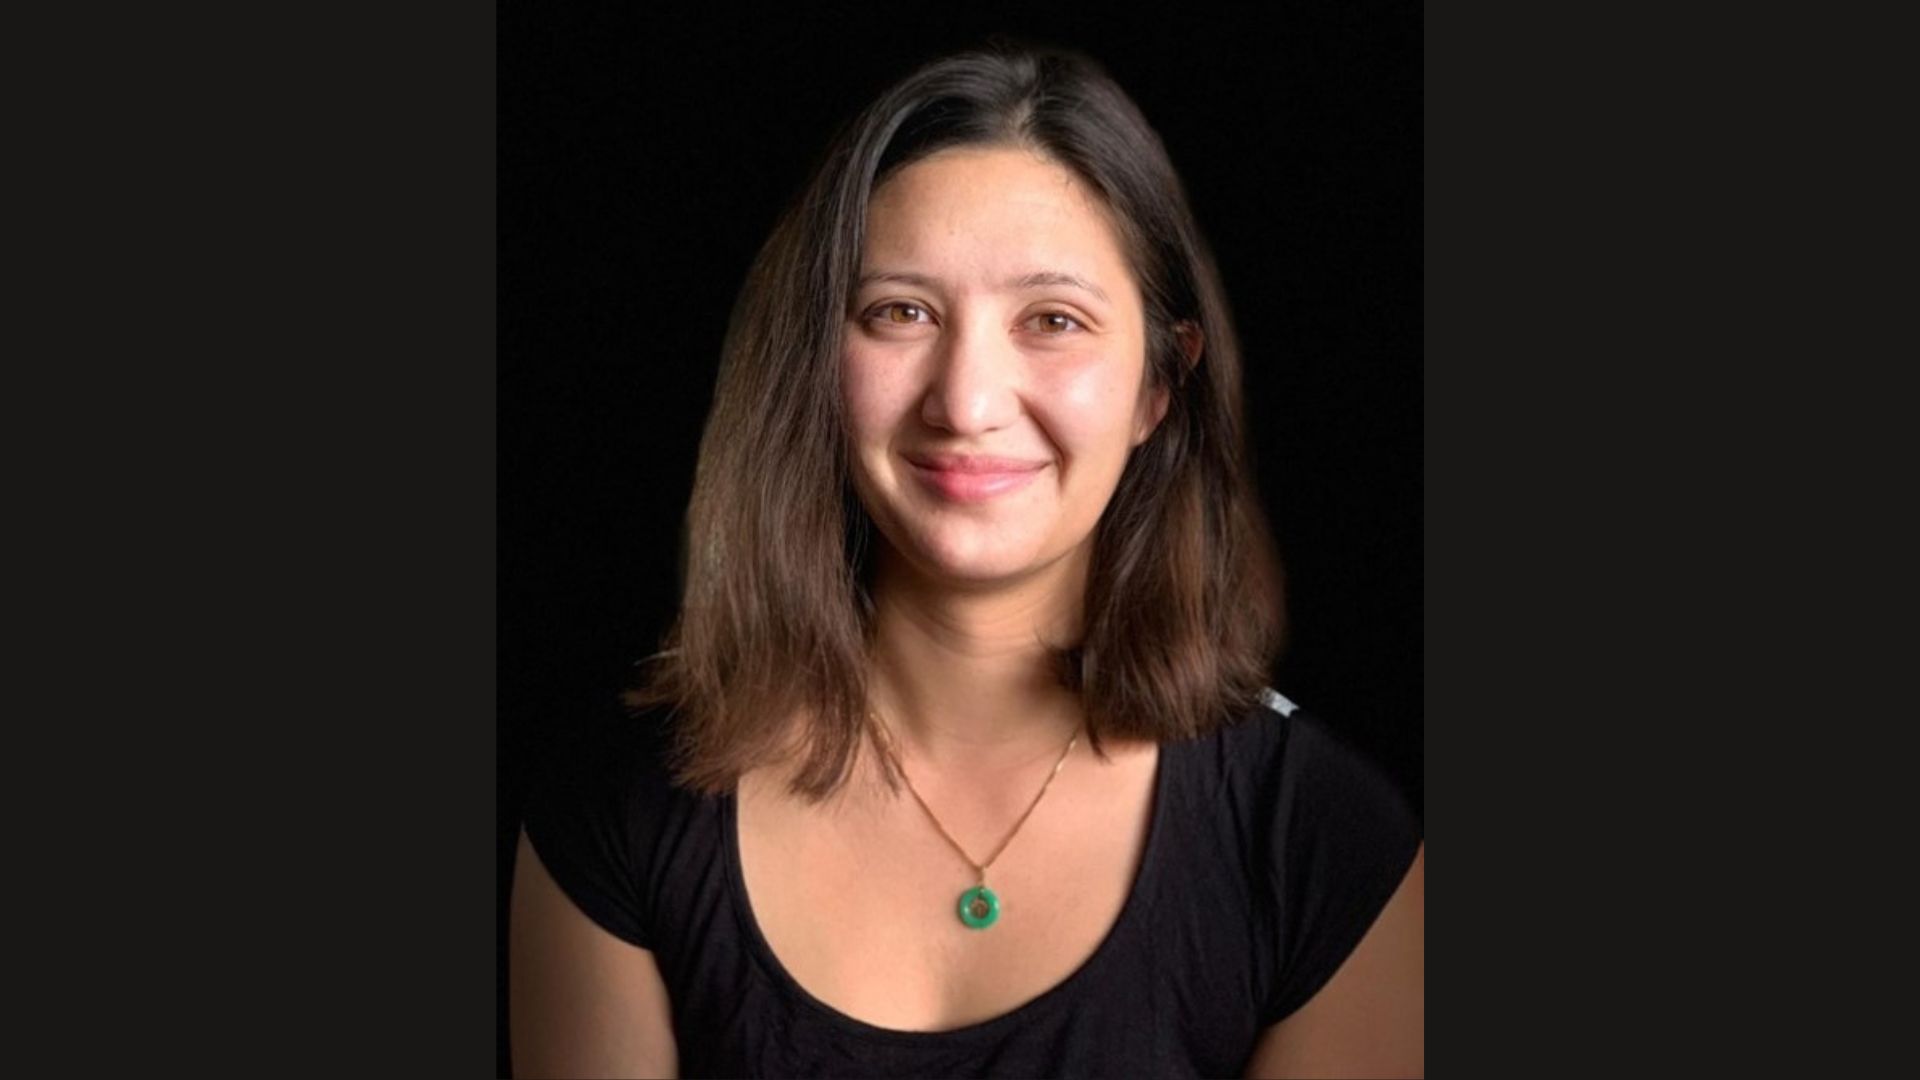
[{"x1": 903, "y1": 452, "x2": 1048, "y2": 504}]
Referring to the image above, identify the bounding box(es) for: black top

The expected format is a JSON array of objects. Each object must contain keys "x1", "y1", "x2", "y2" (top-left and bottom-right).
[{"x1": 522, "y1": 691, "x2": 1420, "y2": 1077}]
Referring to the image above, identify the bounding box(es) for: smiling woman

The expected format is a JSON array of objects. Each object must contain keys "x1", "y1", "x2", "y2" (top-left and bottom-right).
[
  {"x1": 510, "y1": 41, "x2": 1422, "y2": 1079},
  {"x1": 843, "y1": 147, "x2": 1167, "y2": 590}
]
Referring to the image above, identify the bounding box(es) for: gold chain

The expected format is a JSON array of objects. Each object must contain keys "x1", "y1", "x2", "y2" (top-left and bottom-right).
[{"x1": 868, "y1": 709, "x2": 1082, "y2": 885}]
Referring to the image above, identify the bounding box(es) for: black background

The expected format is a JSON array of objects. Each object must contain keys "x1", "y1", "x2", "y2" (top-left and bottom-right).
[{"x1": 501, "y1": 4, "x2": 1418, "y2": 1072}]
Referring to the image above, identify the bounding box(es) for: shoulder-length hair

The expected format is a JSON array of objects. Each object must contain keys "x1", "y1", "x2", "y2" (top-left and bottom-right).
[{"x1": 630, "y1": 41, "x2": 1283, "y2": 801}]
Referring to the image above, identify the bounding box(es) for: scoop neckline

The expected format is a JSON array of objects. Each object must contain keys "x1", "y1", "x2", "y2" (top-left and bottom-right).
[{"x1": 721, "y1": 736, "x2": 1174, "y2": 1046}]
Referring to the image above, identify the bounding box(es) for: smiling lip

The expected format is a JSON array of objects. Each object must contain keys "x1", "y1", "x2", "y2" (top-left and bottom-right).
[{"x1": 905, "y1": 453, "x2": 1048, "y2": 503}]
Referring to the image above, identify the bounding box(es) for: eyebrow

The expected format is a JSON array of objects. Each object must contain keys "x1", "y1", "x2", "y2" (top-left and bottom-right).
[{"x1": 856, "y1": 269, "x2": 1111, "y2": 305}]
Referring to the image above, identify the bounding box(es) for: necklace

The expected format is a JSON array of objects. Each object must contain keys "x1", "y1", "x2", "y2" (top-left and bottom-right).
[{"x1": 868, "y1": 709, "x2": 1082, "y2": 930}]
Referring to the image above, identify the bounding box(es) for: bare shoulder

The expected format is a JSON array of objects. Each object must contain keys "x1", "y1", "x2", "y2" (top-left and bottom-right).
[
  {"x1": 509, "y1": 830, "x2": 679, "y2": 1079},
  {"x1": 1244, "y1": 844, "x2": 1425, "y2": 1079}
]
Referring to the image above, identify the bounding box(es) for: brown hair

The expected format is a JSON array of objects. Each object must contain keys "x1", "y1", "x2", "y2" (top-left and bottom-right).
[{"x1": 628, "y1": 41, "x2": 1283, "y2": 801}]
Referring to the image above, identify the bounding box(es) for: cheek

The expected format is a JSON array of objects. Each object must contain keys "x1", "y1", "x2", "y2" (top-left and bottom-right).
[
  {"x1": 841, "y1": 349, "x2": 906, "y2": 443},
  {"x1": 1040, "y1": 359, "x2": 1148, "y2": 454}
]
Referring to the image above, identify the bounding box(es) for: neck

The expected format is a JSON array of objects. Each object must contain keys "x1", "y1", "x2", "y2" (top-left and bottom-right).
[{"x1": 863, "y1": 548, "x2": 1087, "y2": 773}]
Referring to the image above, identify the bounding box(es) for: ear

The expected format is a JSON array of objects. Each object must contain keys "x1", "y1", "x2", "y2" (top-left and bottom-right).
[
  {"x1": 1176, "y1": 320, "x2": 1204, "y2": 373},
  {"x1": 1133, "y1": 321, "x2": 1200, "y2": 446},
  {"x1": 1133, "y1": 380, "x2": 1172, "y2": 446}
]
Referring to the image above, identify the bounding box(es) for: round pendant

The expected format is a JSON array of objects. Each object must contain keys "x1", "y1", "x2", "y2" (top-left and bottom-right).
[{"x1": 958, "y1": 885, "x2": 1000, "y2": 929}]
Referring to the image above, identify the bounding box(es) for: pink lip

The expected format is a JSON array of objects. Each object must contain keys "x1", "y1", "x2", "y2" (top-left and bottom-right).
[{"x1": 905, "y1": 453, "x2": 1048, "y2": 503}]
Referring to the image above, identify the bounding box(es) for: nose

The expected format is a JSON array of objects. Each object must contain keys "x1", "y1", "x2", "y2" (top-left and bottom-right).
[{"x1": 919, "y1": 319, "x2": 1021, "y2": 436}]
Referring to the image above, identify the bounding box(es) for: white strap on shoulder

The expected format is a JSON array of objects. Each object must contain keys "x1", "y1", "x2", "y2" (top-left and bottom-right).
[{"x1": 1259, "y1": 687, "x2": 1299, "y2": 717}]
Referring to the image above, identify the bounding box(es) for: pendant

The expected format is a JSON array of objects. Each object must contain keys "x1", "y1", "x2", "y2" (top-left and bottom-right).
[{"x1": 958, "y1": 884, "x2": 1000, "y2": 929}]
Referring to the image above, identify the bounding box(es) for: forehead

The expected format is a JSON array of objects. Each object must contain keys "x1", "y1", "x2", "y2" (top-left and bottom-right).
[{"x1": 861, "y1": 147, "x2": 1134, "y2": 284}]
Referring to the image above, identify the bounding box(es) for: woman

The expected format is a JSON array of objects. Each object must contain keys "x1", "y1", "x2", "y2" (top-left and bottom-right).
[{"x1": 511, "y1": 42, "x2": 1423, "y2": 1078}]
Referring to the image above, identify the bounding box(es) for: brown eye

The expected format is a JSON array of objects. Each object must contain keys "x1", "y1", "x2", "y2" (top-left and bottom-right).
[
  {"x1": 1032, "y1": 312, "x2": 1082, "y2": 334},
  {"x1": 882, "y1": 303, "x2": 927, "y2": 324}
]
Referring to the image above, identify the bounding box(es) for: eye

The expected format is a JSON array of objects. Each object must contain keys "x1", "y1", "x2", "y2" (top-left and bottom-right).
[
  {"x1": 865, "y1": 301, "x2": 933, "y2": 326},
  {"x1": 1026, "y1": 311, "x2": 1085, "y2": 335}
]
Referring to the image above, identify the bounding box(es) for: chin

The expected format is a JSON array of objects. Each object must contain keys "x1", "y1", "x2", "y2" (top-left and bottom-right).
[
  {"x1": 909, "y1": 540, "x2": 1036, "y2": 584},
  {"x1": 887, "y1": 523, "x2": 1075, "y2": 589}
]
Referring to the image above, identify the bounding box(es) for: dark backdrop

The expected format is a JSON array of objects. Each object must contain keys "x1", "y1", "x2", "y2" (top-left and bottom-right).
[{"x1": 500, "y1": 4, "x2": 1418, "y2": 1072}]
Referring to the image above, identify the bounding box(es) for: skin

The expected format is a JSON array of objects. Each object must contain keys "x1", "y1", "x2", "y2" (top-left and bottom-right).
[
  {"x1": 508, "y1": 145, "x2": 1424, "y2": 1078},
  {"x1": 843, "y1": 145, "x2": 1166, "y2": 598},
  {"x1": 842, "y1": 146, "x2": 1168, "y2": 766}
]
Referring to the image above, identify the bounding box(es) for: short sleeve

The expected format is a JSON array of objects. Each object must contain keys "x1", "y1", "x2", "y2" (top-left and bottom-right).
[
  {"x1": 1260, "y1": 710, "x2": 1422, "y2": 1025},
  {"x1": 519, "y1": 708, "x2": 678, "y2": 951}
]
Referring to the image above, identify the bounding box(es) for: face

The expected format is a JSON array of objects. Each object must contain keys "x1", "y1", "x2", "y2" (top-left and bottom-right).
[{"x1": 841, "y1": 146, "x2": 1170, "y2": 592}]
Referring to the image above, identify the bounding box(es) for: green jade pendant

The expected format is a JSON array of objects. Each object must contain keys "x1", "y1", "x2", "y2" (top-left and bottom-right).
[{"x1": 958, "y1": 884, "x2": 1001, "y2": 929}]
